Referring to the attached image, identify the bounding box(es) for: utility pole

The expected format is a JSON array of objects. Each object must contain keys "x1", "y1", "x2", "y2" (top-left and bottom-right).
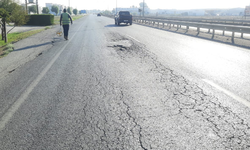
[
  {"x1": 36, "y1": 0, "x2": 39, "y2": 14},
  {"x1": 25, "y1": 0, "x2": 28, "y2": 14},
  {"x1": 143, "y1": 0, "x2": 145, "y2": 17}
]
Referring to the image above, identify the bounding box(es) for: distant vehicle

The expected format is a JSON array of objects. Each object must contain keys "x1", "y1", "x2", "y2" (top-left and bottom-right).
[
  {"x1": 97, "y1": 13, "x2": 101, "y2": 16},
  {"x1": 115, "y1": 11, "x2": 132, "y2": 26}
]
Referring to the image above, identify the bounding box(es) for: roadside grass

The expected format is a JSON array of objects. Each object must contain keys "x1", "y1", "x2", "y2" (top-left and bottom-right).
[
  {"x1": 53, "y1": 14, "x2": 86, "y2": 25},
  {"x1": 0, "y1": 44, "x2": 14, "y2": 58},
  {"x1": 45, "y1": 26, "x2": 51, "y2": 30},
  {"x1": 54, "y1": 16, "x2": 60, "y2": 25},
  {"x1": 0, "y1": 28, "x2": 45, "y2": 58},
  {"x1": 72, "y1": 15, "x2": 84, "y2": 21}
]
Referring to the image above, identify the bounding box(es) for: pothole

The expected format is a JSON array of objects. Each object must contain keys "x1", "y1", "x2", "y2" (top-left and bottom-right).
[{"x1": 107, "y1": 40, "x2": 132, "y2": 51}]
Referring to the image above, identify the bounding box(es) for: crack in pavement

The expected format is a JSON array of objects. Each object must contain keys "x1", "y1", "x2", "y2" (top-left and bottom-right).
[
  {"x1": 2, "y1": 30, "x2": 249, "y2": 149},
  {"x1": 120, "y1": 90, "x2": 148, "y2": 150},
  {"x1": 106, "y1": 32, "x2": 250, "y2": 149}
]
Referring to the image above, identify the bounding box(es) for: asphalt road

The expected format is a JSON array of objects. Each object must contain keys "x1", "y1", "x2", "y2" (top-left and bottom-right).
[{"x1": 0, "y1": 15, "x2": 250, "y2": 149}]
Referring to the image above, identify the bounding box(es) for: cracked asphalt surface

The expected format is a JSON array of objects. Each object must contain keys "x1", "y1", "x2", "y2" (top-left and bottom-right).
[{"x1": 0, "y1": 15, "x2": 250, "y2": 149}]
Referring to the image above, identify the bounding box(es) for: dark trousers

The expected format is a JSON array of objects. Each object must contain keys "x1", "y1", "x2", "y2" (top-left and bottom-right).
[{"x1": 62, "y1": 25, "x2": 69, "y2": 37}]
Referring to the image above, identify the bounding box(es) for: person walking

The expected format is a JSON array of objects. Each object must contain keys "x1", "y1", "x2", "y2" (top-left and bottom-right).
[{"x1": 60, "y1": 9, "x2": 73, "y2": 40}]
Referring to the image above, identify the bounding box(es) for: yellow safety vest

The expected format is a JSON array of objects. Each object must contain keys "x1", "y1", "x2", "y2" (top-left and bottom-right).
[{"x1": 62, "y1": 13, "x2": 70, "y2": 25}]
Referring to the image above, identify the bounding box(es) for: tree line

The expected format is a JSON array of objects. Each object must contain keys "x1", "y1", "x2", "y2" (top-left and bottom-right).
[{"x1": 41, "y1": 5, "x2": 81, "y2": 16}]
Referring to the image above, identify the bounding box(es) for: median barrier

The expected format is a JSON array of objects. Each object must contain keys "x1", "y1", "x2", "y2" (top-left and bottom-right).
[
  {"x1": 133, "y1": 17, "x2": 250, "y2": 43},
  {"x1": 135, "y1": 16, "x2": 250, "y2": 25}
]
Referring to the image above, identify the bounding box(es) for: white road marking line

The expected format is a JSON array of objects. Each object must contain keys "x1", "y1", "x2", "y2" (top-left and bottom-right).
[
  {"x1": 126, "y1": 35, "x2": 140, "y2": 43},
  {"x1": 203, "y1": 79, "x2": 250, "y2": 108},
  {"x1": 0, "y1": 24, "x2": 83, "y2": 131}
]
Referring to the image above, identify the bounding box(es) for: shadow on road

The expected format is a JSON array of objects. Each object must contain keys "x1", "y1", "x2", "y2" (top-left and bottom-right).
[
  {"x1": 105, "y1": 24, "x2": 130, "y2": 27},
  {"x1": 14, "y1": 42, "x2": 52, "y2": 51}
]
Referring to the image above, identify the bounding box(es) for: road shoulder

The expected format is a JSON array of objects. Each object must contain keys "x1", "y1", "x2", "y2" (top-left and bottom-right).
[{"x1": 0, "y1": 26, "x2": 60, "y2": 79}]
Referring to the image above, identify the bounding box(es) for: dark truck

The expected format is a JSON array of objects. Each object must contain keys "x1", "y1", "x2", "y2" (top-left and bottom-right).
[{"x1": 115, "y1": 11, "x2": 132, "y2": 26}]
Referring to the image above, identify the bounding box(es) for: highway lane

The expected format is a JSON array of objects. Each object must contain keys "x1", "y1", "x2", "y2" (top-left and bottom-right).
[
  {"x1": 0, "y1": 14, "x2": 250, "y2": 149},
  {"x1": 105, "y1": 16, "x2": 250, "y2": 102}
]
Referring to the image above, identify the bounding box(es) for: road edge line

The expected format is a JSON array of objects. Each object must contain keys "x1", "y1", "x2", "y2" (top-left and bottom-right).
[
  {"x1": 203, "y1": 79, "x2": 250, "y2": 108},
  {"x1": 127, "y1": 35, "x2": 141, "y2": 43}
]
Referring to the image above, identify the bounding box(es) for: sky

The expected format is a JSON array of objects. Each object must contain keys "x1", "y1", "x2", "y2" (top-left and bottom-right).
[{"x1": 21, "y1": 0, "x2": 250, "y2": 10}]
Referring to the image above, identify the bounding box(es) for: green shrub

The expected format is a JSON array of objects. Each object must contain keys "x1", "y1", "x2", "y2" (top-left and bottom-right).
[{"x1": 26, "y1": 14, "x2": 54, "y2": 26}]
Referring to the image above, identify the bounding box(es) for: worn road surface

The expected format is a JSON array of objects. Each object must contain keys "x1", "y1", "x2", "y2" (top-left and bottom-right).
[{"x1": 0, "y1": 15, "x2": 250, "y2": 149}]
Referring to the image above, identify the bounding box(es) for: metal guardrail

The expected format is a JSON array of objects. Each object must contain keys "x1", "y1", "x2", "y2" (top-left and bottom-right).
[
  {"x1": 133, "y1": 17, "x2": 250, "y2": 43},
  {"x1": 134, "y1": 16, "x2": 250, "y2": 25}
]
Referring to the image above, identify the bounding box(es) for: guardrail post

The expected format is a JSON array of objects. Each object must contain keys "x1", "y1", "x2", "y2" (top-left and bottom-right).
[
  {"x1": 177, "y1": 25, "x2": 179, "y2": 30},
  {"x1": 212, "y1": 29, "x2": 215, "y2": 39},
  {"x1": 222, "y1": 30, "x2": 225, "y2": 36},
  {"x1": 158, "y1": 22, "x2": 159, "y2": 28},
  {"x1": 197, "y1": 27, "x2": 200, "y2": 35},
  {"x1": 208, "y1": 29, "x2": 211, "y2": 33},
  {"x1": 241, "y1": 33, "x2": 243, "y2": 38},
  {"x1": 153, "y1": 22, "x2": 155, "y2": 26},
  {"x1": 163, "y1": 23, "x2": 165, "y2": 28},
  {"x1": 169, "y1": 24, "x2": 171, "y2": 29},
  {"x1": 186, "y1": 26, "x2": 189, "y2": 32},
  {"x1": 232, "y1": 32, "x2": 235, "y2": 43}
]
